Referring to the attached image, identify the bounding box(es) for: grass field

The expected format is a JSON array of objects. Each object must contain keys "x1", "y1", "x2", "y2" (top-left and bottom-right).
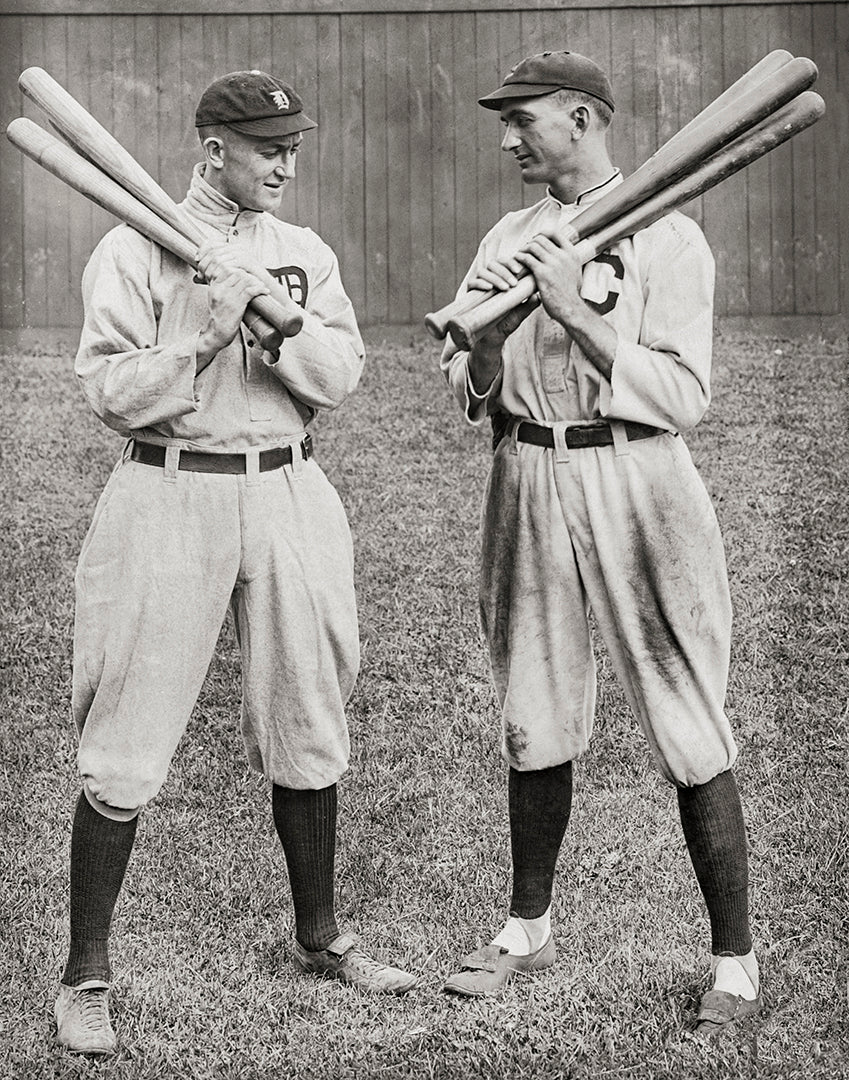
[{"x1": 1, "y1": 324, "x2": 847, "y2": 1080}]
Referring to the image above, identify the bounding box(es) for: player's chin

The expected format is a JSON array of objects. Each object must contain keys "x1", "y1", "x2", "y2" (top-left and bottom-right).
[
  {"x1": 257, "y1": 187, "x2": 285, "y2": 211},
  {"x1": 517, "y1": 162, "x2": 543, "y2": 184}
]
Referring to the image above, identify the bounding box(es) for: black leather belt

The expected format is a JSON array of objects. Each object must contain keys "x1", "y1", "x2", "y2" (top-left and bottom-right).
[
  {"x1": 130, "y1": 436, "x2": 312, "y2": 474},
  {"x1": 513, "y1": 418, "x2": 666, "y2": 450}
]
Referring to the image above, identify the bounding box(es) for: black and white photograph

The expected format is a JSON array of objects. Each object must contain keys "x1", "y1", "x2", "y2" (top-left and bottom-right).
[{"x1": 0, "y1": 0, "x2": 846, "y2": 1076}]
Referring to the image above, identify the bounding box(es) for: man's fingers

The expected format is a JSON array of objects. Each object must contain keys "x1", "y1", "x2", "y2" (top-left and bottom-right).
[
  {"x1": 470, "y1": 231, "x2": 578, "y2": 292},
  {"x1": 205, "y1": 263, "x2": 269, "y2": 296},
  {"x1": 471, "y1": 254, "x2": 526, "y2": 292},
  {"x1": 513, "y1": 249, "x2": 542, "y2": 272},
  {"x1": 195, "y1": 240, "x2": 229, "y2": 271},
  {"x1": 196, "y1": 243, "x2": 266, "y2": 284},
  {"x1": 521, "y1": 235, "x2": 560, "y2": 259}
]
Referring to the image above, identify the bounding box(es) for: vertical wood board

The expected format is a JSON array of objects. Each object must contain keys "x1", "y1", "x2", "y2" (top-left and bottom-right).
[{"x1": 0, "y1": 3, "x2": 845, "y2": 329}]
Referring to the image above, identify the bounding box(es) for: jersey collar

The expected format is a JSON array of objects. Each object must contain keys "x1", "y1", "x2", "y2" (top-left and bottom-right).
[
  {"x1": 546, "y1": 169, "x2": 622, "y2": 209},
  {"x1": 183, "y1": 163, "x2": 264, "y2": 231}
]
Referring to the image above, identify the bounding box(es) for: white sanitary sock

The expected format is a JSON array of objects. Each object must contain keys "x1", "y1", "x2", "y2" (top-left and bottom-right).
[
  {"x1": 711, "y1": 949, "x2": 759, "y2": 999},
  {"x1": 491, "y1": 907, "x2": 551, "y2": 956}
]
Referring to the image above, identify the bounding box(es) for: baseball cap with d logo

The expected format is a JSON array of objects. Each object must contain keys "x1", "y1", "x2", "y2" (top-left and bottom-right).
[{"x1": 195, "y1": 70, "x2": 318, "y2": 136}]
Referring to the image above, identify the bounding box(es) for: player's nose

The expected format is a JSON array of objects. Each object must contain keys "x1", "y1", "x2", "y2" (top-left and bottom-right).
[{"x1": 501, "y1": 125, "x2": 521, "y2": 152}]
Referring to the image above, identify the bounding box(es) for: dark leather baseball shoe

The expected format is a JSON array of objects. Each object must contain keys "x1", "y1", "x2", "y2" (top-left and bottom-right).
[
  {"x1": 695, "y1": 988, "x2": 762, "y2": 1035},
  {"x1": 443, "y1": 936, "x2": 556, "y2": 997},
  {"x1": 54, "y1": 980, "x2": 117, "y2": 1055},
  {"x1": 292, "y1": 933, "x2": 417, "y2": 994}
]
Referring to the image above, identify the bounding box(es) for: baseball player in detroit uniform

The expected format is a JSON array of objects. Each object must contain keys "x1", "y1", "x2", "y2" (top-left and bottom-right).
[
  {"x1": 440, "y1": 52, "x2": 760, "y2": 1033},
  {"x1": 55, "y1": 71, "x2": 415, "y2": 1056}
]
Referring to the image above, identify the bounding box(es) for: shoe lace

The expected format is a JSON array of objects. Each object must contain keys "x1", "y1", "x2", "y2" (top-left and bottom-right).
[
  {"x1": 77, "y1": 987, "x2": 110, "y2": 1031},
  {"x1": 343, "y1": 948, "x2": 388, "y2": 977}
]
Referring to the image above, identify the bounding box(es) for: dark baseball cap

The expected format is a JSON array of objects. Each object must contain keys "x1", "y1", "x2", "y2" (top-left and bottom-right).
[
  {"x1": 478, "y1": 51, "x2": 615, "y2": 112},
  {"x1": 195, "y1": 70, "x2": 317, "y2": 137}
]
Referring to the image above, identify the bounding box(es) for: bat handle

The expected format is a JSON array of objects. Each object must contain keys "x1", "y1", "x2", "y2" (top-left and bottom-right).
[
  {"x1": 425, "y1": 285, "x2": 519, "y2": 340},
  {"x1": 447, "y1": 276, "x2": 538, "y2": 350},
  {"x1": 424, "y1": 296, "x2": 474, "y2": 340},
  {"x1": 242, "y1": 305, "x2": 285, "y2": 351},
  {"x1": 242, "y1": 293, "x2": 304, "y2": 350},
  {"x1": 427, "y1": 224, "x2": 577, "y2": 340},
  {"x1": 446, "y1": 236, "x2": 597, "y2": 350}
]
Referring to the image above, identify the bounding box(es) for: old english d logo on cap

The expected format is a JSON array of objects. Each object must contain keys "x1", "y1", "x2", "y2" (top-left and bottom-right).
[{"x1": 195, "y1": 70, "x2": 317, "y2": 136}]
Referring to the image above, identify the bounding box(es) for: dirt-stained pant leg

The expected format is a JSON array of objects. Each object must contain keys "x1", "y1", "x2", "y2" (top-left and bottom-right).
[
  {"x1": 557, "y1": 433, "x2": 737, "y2": 786},
  {"x1": 480, "y1": 433, "x2": 736, "y2": 785},
  {"x1": 480, "y1": 440, "x2": 597, "y2": 770}
]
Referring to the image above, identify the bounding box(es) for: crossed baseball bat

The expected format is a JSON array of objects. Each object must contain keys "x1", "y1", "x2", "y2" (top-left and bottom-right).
[
  {"x1": 425, "y1": 50, "x2": 825, "y2": 350},
  {"x1": 6, "y1": 68, "x2": 304, "y2": 351},
  {"x1": 4, "y1": 56, "x2": 826, "y2": 352}
]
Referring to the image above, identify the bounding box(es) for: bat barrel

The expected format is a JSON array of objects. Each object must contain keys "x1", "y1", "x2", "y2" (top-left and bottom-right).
[
  {"x1": 566, "y1": 55, "x2": 818, "y2": 244},
  {"x1": 427, "y1": 51, "x2": 818, "y2": 342},
  {"x1": 653, "y1": 48, "x2": 795, "y2": 156},
  {"x1": 18, "y1": 66, "x2": 202, "y2": 244},
  {"x1": 6, "y1": 117, "x2": 197, "y2": 263},
  {"x1": 447, "y1": 90, "x2": 825, "y2": 350},
  {"x1": 16, "y1": 66, "x2": 304, "y2": 343},
  {"x1": 6, "y1": 116, "x2": 301, "y2": 349}
]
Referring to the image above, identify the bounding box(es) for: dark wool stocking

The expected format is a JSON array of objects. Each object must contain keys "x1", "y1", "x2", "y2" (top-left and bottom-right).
[
  {"x1": 509, "y1": 761, "x2": 573, "y2": 919},
  {"x1": 677, "y1": 769, "x2": 752, "y2": 956},
  {"x1": 61, "y1": 790, "x2": 139, "y2": 986},
  {"x1": 272, "y1": 783, "x2": 340, "y2": 952}
]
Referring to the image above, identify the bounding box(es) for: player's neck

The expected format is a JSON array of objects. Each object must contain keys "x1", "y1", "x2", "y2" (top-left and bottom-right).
[{"x1": 549, "y1": 153, "x2": 614, "y2": 206}]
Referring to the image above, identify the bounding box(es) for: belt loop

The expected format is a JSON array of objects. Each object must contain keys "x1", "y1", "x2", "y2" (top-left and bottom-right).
[
  {"x1": 610, "y1": 419, "x2": 630, "y2": 457},
  {"x1": 122, "y1": 439, "x2": 134, "y2": 465},
  {"x1": 164, "y1": 445, "x2": 180, "y2": 483},
  {"x1": 245, "y1": 448, "x2": 261, "y2": 486},
  {"x1": 290, "y1": 438, "x2": 305, "y2": 479},
  {"x1": 509, "y1": 418, "x2": 521, "y2": 456},
  {"x1": 552, "y1": 421, "x2": 571, "y2": 464}
]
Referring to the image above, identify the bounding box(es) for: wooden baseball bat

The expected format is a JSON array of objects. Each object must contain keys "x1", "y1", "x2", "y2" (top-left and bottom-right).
[
  {"x1": 6, "y1": 117, "x2": 295, "y2": 349},
  {"x1": 447, "y1": 91, "x2": 825, "y2": 350},
  {"x1": 649, "y1": 48, "x2": 795, "y2": 158},
  {"x1": 16, "y1": 67, "x2": 303, "y2": 347},
  {"x1": 557, "y1": 55, "x2": 817, "y2": 242},
  {"x1": 424, "y1": 51, "x2": 814, "y2": 340}
]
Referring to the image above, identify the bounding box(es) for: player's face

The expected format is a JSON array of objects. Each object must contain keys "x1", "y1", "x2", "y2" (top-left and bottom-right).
[
  {"x1": 500, "y1": 96, "x2": 579, "y2": 188},
  {"x1": 212, "y1": 130, "x2": 302, "y2": 213}
]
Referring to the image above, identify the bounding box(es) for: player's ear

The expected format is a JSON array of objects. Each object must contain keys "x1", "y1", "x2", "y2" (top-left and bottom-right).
[
  {"x1": 202, "y1": 134, "x2": 226, "y2": 170},
  {"x1": 571, "y1": 105, "x2": 591, "y2": 138}
]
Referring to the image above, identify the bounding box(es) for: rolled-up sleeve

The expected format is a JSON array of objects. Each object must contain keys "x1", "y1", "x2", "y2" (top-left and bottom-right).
[
  {"x1": 599, "y1": 215, "x2": 716, "y2": 432},
  {"x1": 75, "y1": 228, "x2": 200, "y2": 435},
  {"x1": 265, "y1": 239, "x2": 364, "y2": 411}
]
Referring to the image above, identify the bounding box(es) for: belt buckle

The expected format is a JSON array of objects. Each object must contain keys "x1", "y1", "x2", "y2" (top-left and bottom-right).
[{"x1": 302, "y1": 432, "x2": 313, "y2": 460}]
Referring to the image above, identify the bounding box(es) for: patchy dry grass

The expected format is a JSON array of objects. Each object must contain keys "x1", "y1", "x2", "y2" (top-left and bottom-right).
[{"x1": 0, "y1": 322, "x2": 847, "y2": 1079}]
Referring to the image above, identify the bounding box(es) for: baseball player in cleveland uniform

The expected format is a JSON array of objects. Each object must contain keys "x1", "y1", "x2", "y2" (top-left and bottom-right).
[
  {"x1": 55, "y1": 71, "x2": 416, "y2": 1056},
  {"x1": 439, "y1": 51, "x2": 760, "y2": 1034}
]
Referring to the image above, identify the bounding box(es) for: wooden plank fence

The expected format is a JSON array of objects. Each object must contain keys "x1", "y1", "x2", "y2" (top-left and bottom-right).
[{"x1": 0, "y1": 1, "x2": 846, "y2": 334}]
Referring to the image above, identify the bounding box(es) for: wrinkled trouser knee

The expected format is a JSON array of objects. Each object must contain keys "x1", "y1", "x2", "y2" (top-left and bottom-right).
[
  {"x1": 73, "y1": 450, "x2": 359, "y2": 809},
  {"x1": 480, "y1": 431, "x2": 737, "y2": 785}
]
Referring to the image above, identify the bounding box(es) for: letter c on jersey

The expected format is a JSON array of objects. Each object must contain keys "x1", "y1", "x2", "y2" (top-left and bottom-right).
[{"x1": 583, "y1": 252, "x2": 624, "y2": 316}]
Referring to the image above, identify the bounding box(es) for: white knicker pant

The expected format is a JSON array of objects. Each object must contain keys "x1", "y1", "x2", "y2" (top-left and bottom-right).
[
  {"x1": 480, "y1": 429, "x2": 737, "y2": 786},
  {"x1": 72, "y1": 448, "x2": 359, "y2": 809}
]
